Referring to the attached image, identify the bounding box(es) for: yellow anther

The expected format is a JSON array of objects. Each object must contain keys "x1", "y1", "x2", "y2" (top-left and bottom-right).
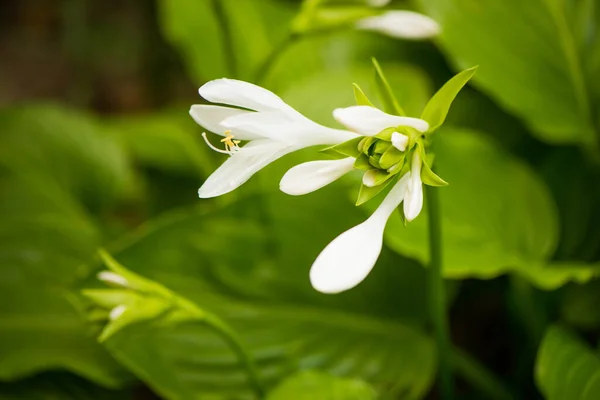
[{"x1": 201, "y1": 130, "x2": 241, "y2": 156}]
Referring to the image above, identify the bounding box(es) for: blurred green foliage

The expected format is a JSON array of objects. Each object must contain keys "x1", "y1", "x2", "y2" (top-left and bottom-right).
[{"x1": 1, "y1": 0, "x2": 600, "y2": 399}]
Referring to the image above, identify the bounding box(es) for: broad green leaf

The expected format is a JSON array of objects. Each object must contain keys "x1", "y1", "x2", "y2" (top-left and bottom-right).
[
  {"x1": 420, "y1": 66, "x2": 477, "y2": 133},
  {"x1": 421, "y1": 0, "x2": 595, "y2": 145},
  {"x1": 267, "y1": 370, "x2": 376, "y2": 400},
  {"x1": 94, "y1": 197, "x2": 435, "y2": 398},
  {"x1": 157, "y1": 0, "x2": 231, "y2": 81},
  {"x1": 380, "y1": 127, "x2": 597, "y2": 288},
  {"x1": 560, "y1": 279, "x2": 600, "y2": 330},
  {"x1": 372, "y1": 58, "x2": 405, "y2": 116},
  {"x1": 536, "y1": 326, "x2": 600, "y2": 400},
  {"x1": 107, "y1": 110, "x2": 215, "y2": 177},
  {"x1": 0, "y1": 373, "x2": 132, "y2": 400},
  {"x1": 0, "y1": 106, "x2": 131, "y2": 386},
  {"x1": 158, "y1": 0, "x2": 295, "y2": 82}
]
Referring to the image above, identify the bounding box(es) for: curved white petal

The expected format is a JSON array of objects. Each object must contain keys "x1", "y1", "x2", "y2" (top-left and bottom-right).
[
  {"x1": 333, "y1": 106, "x2": 429, "y2": 135},
  {"x1": 404, "y1": 153, "x2": 423, "y2": 221},
  {"x1": 109, "y1": 305, "x2": 127, "y2": 320},
  {"x1": 189, "y1": 105, "x2": 263, "y2": 140},
  {"x1": 356, "y1": 11, "x2": 440, "y2": 39},
  {"x1": 310, "y1": 174, "x2": 410, "y2": 293},
  {"x1": 199, "y1": 79, "x2": 298, "y2": 115},
  {"x1": 198, "y1": 140, "x2": 297, "y2": 198},
  {"x1": 391, "y1": 132, "x2": 409, "y2": 151},
  {"x1": 280, "y1": 158, "x2": 355, "y2": 196},
  {"x1": 222, "y1": 111, "x2": 357, "y2": 145}
]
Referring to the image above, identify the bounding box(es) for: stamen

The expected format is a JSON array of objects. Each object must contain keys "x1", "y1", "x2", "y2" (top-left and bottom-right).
[{"x1": 202, "y1": 132, "x2": 238, "y2": 155}]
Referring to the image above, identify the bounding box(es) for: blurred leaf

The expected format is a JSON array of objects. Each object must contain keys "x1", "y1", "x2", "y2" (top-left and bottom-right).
[
  {"x1": 107, "y1": 109, "x2": 215, "y2": 177},
  {"x1": 0, "y1": 104, "x2": 130, "y2": 212},
  {"x1": 422, "y1": 0, "x2": 596, "y2": 145},
  {"x1": 536, "y1": 326, "x2": 600, "y2": 399},
  {"x1": 94, "y1": 197, "x2": 435, "y2": 398},
  {"x1": 281, "y1": 63, "x2": 431, "y2": 127},
  {"x1": 0, "y1": 106, "x2": 132, "y2": 386},
  {"x1": 380, "y1": 127, "x2": 597, "y2": 288},
  {"x1": 158, "y1": 0, "x2": 295, "y2": 82},
  {"x1": 560, "y1": 279, "x2": 600, "y2": 330},
  {"x1": 0, "y1": 372, "x2": 132, "y2": 400},
  {"x1": 267, "y1": 370, "x2": 376, "y2": 400}
]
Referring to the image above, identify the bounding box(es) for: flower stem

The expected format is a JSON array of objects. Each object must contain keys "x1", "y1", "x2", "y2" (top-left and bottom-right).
[
  {"x1": 211, "y1": 0, "x2": 238, "y2": 78},
  {"x1": 204, "y1": 314, "x2": 265, "y2": 399},
  {"x1": 426, "y1": 184, "x2": 454, "y2": 399}
]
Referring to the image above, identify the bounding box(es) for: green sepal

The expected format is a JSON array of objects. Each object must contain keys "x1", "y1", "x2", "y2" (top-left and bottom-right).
[
  {"x1": 361, "y1": 136, "x2": 377, "y2": 155},
  {"x1": 353, "y1": 83, "x2": 375, "y2": 107},
  {"x1": 356, "y1": 176, "x2": 396, "y2": 205},
  {"x1": 368, "y1": 155, "x2": 381, "y2": 169},
  {"x1": 387, "y1": 156, "x2": 407, "y2": 175},
  {"x1": 364, "y1": 169, "x2": 394, "y2": 187},
  {"x1": 319, "y1": 148, "x2": 352, "y2": 160},
  {"x1": 372, "y1": 58, "x2": 405, "y2": 116},
  {"x1": 354, "y1": 153, "x2": 371, "y2": 170},
  {"x1": 421, "y1": 157, "x2": 448, "y2": 186},
  {"x1": 374, "y1": 127, "x2": 397, "y2": 141},
  {"x1": 292, "y1": 6, "x2": 377, "y2": 34},
  {"x1": 379, "y1": 146, "x2": 405, "y2": 170},
  {"x1": 421, "y1": 66, "x2": 478, "y2": 133},
  {"x1": 396, "y1": 206, "x2": 408, "y2": 227},
  {"x1": 82, "y1": 289, "x2": 134, "y2": 310},
  {"x1": 320, "y1": 136, "x2": 363, "y2": 158},
  {"x1": 372, "y1": 140, "x2": 391, "y2": 155}
]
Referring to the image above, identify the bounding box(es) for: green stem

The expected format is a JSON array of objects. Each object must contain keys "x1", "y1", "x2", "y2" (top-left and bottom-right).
[
  {"x1": 254, "y1": 34, "x2": 298, "y2": 85},
  {"x1": 426, "y1": 184, "x2": 454, "y2": 399},
  {"x1": 204, "y1": 314, "x2": 265, "y2": 398},
  {"x1": 452, "y1": 347, "x2": 514, "y2": 400}
]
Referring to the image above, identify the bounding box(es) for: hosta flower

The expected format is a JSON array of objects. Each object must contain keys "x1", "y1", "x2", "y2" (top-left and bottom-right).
[
  {"x1": 356, "y1": 10, "x2": 440, "y2": 39},
  {"x1": 281, "y1": 103, "x2": 448, "y2": 294},
  {"x1": 190, "y1": 79, "x2": 357, "y2": 198}
]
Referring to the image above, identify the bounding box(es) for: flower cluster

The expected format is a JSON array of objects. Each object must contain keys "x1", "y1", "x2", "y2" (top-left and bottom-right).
[{"x1": 190, "y1": 60, "x2": 475, "y2": 294}]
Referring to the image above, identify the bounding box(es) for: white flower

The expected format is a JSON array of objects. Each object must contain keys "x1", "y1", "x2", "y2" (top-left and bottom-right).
[
  {"x1": 97, "y1": 271, "x2": 128, "y2": 288},
  {"x1": 333, "y1": 105, "x2": 429, "y2": 134},
  {"x1": 356, "y1": 10, "x2": 440, "y2": 39},
  {"x1": 404, "y1": 150, "x2": 423, "y2": 222},
  {"x1": 109, "y1": 305, "x2": 127, "y2": 320},
  {"x1": 280, "y1": 157, "x2": 356, "y2": 196},
  {"x1": 310, "y1": 173, "x2": 411, "y2": 293},
  {"x1": 191, "y1": 79, "x2": 357, "y2": 198}
]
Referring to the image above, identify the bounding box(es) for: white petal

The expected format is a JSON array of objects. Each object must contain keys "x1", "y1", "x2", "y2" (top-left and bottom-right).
[
  {"x1": 333, "y1": 106, "x2": 429, "y2": 135},
  {"x1": 189, "y1": 105, "x2": 263, "y2": 140},
  {"x1": 310, "y1": 175, "x2": 410, "y2": 293},
  {"x1": 404, "y1": 153, "x2": 423, "y2": 221},
  {"x1": 198, "y1": 140, "x2": 297, "y2": 198},
  {"x1": 109, "y1": 305, "x2": 127, "y2": 320},
  {"x1": 367, "y1": 0, "x2": 391, "y2": 6},
  {"x1": 97, "y1": 271, "x2": 128, "y2": 287},
  {"x1": 362, "y1": 170, "x2": 379, "y2": 187},
  {"x1": 356, "y1": 11, "x2": 440, "y2": 39},
  {"x1": 223, "y1": 111, "x2": 357, "y2": 146},
  {"x1": 199, "y1": 79, "x2": 297, "y2": 115},
  {"x1": 280, "y1": 158, "x2": 355, "y2": 196},
  {"x1": 391, "y1": 132, "x2": 409, "y2": 151}
]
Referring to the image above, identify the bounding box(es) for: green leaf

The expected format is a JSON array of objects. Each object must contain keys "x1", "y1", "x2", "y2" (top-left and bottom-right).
[
  {"x1": 379, "y1": 127, "x2": 598, "y2": 288},
  {"x1": 0, "y1": 105, "x2": 132, "y2": 386},
  {"x1": 94, "y1": 193, "x2": 436, "y2": 398},
  {"x1": 560, "y1": 279, "x2": 600, "y2": 330},
  {"x1": 106, "y1": 110, "x2": 215, "y2": 177},
  {"x1": 372, "y1": 58, "x2": 405, "y2": 116},
  {"x1": 421, "y1": 0, "x2": 595, "y2": 145},
  {"x1": 536, "y1": 326, "x2": 600, "y2": 399},
  {"x1": 292, "y1": 6, "x2": 376, "y2": 34},
  {"x1": 352, "y1": 83, "x2": 375, "y2": 107},
  {"x1": 420, "y1": 66, "x2": 477, "y2": 133},
  {"x1": 267, "y1": 370, "x2": 376, "y2": 400},
  {"x1": 158, "y1": 0, "x2": 295, "y2": 82}
]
